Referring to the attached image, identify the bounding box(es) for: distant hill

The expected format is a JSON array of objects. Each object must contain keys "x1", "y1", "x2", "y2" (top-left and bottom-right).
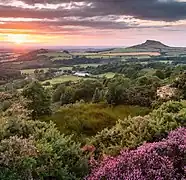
[
  {"x1": 16, "y1": 49, "x2": 72, "y2": 61},
  {"x1": 126, "y1": 40, "x2": 186, "y2": 56},
  {"x1": 128, "y1": 40, "x2": 169, "y2": 50},
  {"x1": 17, "y1": 49, "x2": 50, "y2": 61},
  {"x1": 101, "y1": 40, "x2": 186, "y2": 56}
]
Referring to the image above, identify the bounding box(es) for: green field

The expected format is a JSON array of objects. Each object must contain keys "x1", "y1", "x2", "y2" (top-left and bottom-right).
[
  {"x1": 51, "y1": 57, "x2": 72, "y2": 61},
  {"x1": 97, "y1": 72, "x2": 116, "y2": 78},
  {"x1": 72, "y1": 52, "x2": 111, "y2": 59},
  {"x1": 59, "y1": 66, "x2": 73, "y2": 70},
  {"x1": 102, "y1": 47, "x2": 160, "y2": 53},
  {"x1": 42, "y1": 75, "x2": 81, "y2": 85},
  {"x1": 72, "y1": 49, "x2": 160, "y2": 59},
  {"x1": 72, "y1": 52, "x2": 99, "y2": 56},
  {"x1": 158, "y1": 60, "x2": 172, "y2": 63},
  {"x1": 42, "y1": 72, "x2": 116, "y2": 86}
]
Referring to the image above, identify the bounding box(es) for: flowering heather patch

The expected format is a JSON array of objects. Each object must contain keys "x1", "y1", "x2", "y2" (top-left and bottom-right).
[{"x1": 87, "y1": 128, "x2": 186, "y2": 180}]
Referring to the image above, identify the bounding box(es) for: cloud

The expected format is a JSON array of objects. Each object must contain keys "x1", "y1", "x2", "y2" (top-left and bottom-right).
[
  {"x1": 0, "y1": 0, "x2": 186, "y2": 21},
  {"x1": 0, "y1": 0, "x2": 186, "y2": 45}
]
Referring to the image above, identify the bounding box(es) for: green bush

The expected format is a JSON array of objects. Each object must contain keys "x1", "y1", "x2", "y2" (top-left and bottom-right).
[
  {"x1": 52, "y1": 79, "x2": 103, "y2": 104},
  {"x1": 60, "y1": 86, "x2": 76, "y2": 105},
  {"x1": 22, "y1": 81, "x2": 52, "y2": 119},
  {"x1": 148, "y1": 101, "x2": 186, "y2": 140},
  {"x1": 1, "y1": 100, "x2": 12, "y2": 111},
  {"x1": 0, "y1": 118, "x2": 89, "y2": 180},
  {"x1": 90, "y1": 116, "x2": 151, "y2": 155},
  {"x1": 90, "y1": 101, "x2": 186, "y2": 156},
  {"x1": 52, "y1": 84, "x2": 66, "y2": 102}
]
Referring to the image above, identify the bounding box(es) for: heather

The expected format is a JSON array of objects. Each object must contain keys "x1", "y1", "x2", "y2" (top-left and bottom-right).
[{"x1": 87, "y1": 128, "x2": 186, "y2": 180}]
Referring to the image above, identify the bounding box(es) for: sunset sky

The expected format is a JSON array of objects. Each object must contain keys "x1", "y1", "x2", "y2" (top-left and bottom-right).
[{"x1": 0, "y1": 0, "x2": 186, "y2": 47}]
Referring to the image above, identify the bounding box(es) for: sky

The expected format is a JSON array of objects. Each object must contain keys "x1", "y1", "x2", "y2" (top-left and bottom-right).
[{"x1": 0, "y1": 0, "x2": 186, "y2": 47}]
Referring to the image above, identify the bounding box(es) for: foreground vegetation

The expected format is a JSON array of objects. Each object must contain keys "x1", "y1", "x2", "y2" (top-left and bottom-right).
[
  {"x1": 0, "y1": 96, "x2": 185, "y2": 179},
  {"x1": 87, "y1": 127, "x2": 186, "y2": 180}
]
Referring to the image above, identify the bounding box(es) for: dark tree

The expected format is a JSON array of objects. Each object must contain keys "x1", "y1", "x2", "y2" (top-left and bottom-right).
[{"x1": 22, "y1": 81, "x2": 52, "y2": 119}]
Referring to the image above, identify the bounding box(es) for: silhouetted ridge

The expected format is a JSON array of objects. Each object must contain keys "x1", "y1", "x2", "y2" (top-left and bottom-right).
[{"x1": 129, "y1": 40, "x2": 169, "y2": 49}]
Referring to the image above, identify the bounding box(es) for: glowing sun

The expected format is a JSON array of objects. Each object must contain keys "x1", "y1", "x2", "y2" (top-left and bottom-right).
[{"x1": 7, "y1": 34, "x2": 28, "y2": 44}]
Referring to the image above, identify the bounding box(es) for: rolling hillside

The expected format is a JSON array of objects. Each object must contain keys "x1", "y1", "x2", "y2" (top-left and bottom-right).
[{"x1": 102, "y1": 40, "x2": 186, "y2": 56}]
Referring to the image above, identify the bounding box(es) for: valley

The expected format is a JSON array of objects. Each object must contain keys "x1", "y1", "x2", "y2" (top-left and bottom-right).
[{"x1": 0, "y1": 40, "x2": 186, "y2": 180}]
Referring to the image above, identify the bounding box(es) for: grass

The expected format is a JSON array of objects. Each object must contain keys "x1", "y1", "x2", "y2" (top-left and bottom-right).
[
  {"x1": 72, "y1": 51, "x2": 160, "y2": 59},
  {"x1": 102, "y1": 52, "x2": 160, "y2": 56},
  {"x1": 35, "y1": 49, "x2": 161, "y2": 62},
  {"x1": 103, "y1": 47, "x2": 160, "y2": 53},
  {"x1": 59, "y1": 66, "x2": 73, "y2": 70},
  {"x1": 86, "y1": 55, "x2": 111, "y2": 59},
  {"x1": 96, "y1": 72, "x2": 116, "y2": 78},
  {"x1": 42, "y1": 75, "x2": 82, "y2": 85},
  {"x1": 158, "y1": 60, "x2": 172, "y2": 63},
  {"x1": 51, "y1": 57, "x2": 72, "y2": 61},
  {"x1": 72, "y1": 52, "x2": 99, "y2": 56},
  {"x1": 42, "y1": 103, "x2": 150, "y2": 142},
  {"x1": 42, "y1": 75, "x2": 98, "y2": 86},
  {"x1": 72, "y1": 52, "x2": 111, "y2": 59}
]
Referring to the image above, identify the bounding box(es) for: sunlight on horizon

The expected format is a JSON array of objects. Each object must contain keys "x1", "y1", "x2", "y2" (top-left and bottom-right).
[
  {"x1": 2, "y1": 33, "x2": 62, "y2": 46},
  {"x1": 7, "y1": 34, "x2": 29, "y2": 45}
]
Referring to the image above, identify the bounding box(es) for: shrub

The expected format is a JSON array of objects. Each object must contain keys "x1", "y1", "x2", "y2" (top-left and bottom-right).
[
  {"x1": 90, "y1": 116, "x2": 151, "y2": 155},
  {"x1": 0, "y1": 118, "x2": 89, "y2": 179},
  {"x1": 90, "y1": 101, "x2": 186, "y2": 155},
  {"x1": 0, "y1": 136, "x2": 38, "y2": 180},
  {"x1": 1, "y1": 100, "x2": 12, "y2": 111},
  {"x1": 52, "y1": 84, "x2": 66, "y2": 102},
  {"x1": 87, "y1": 128, "x2": 186, "y2": 180},
  {"x1": 148, "y1": 101, "x2": 186, "y2": 142},
  {"x1": 172, "y1": 72, "x2": 186, "y2": 99},
  {"x1": 60, "y1": 86, "x2": 76, "y2": 105},
  {"x1": 92, "y1": 88, "x2": 101, "y2": 103},
  {"x1": 22, "y1": 81, "x2": 52, "y2": 119}
]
